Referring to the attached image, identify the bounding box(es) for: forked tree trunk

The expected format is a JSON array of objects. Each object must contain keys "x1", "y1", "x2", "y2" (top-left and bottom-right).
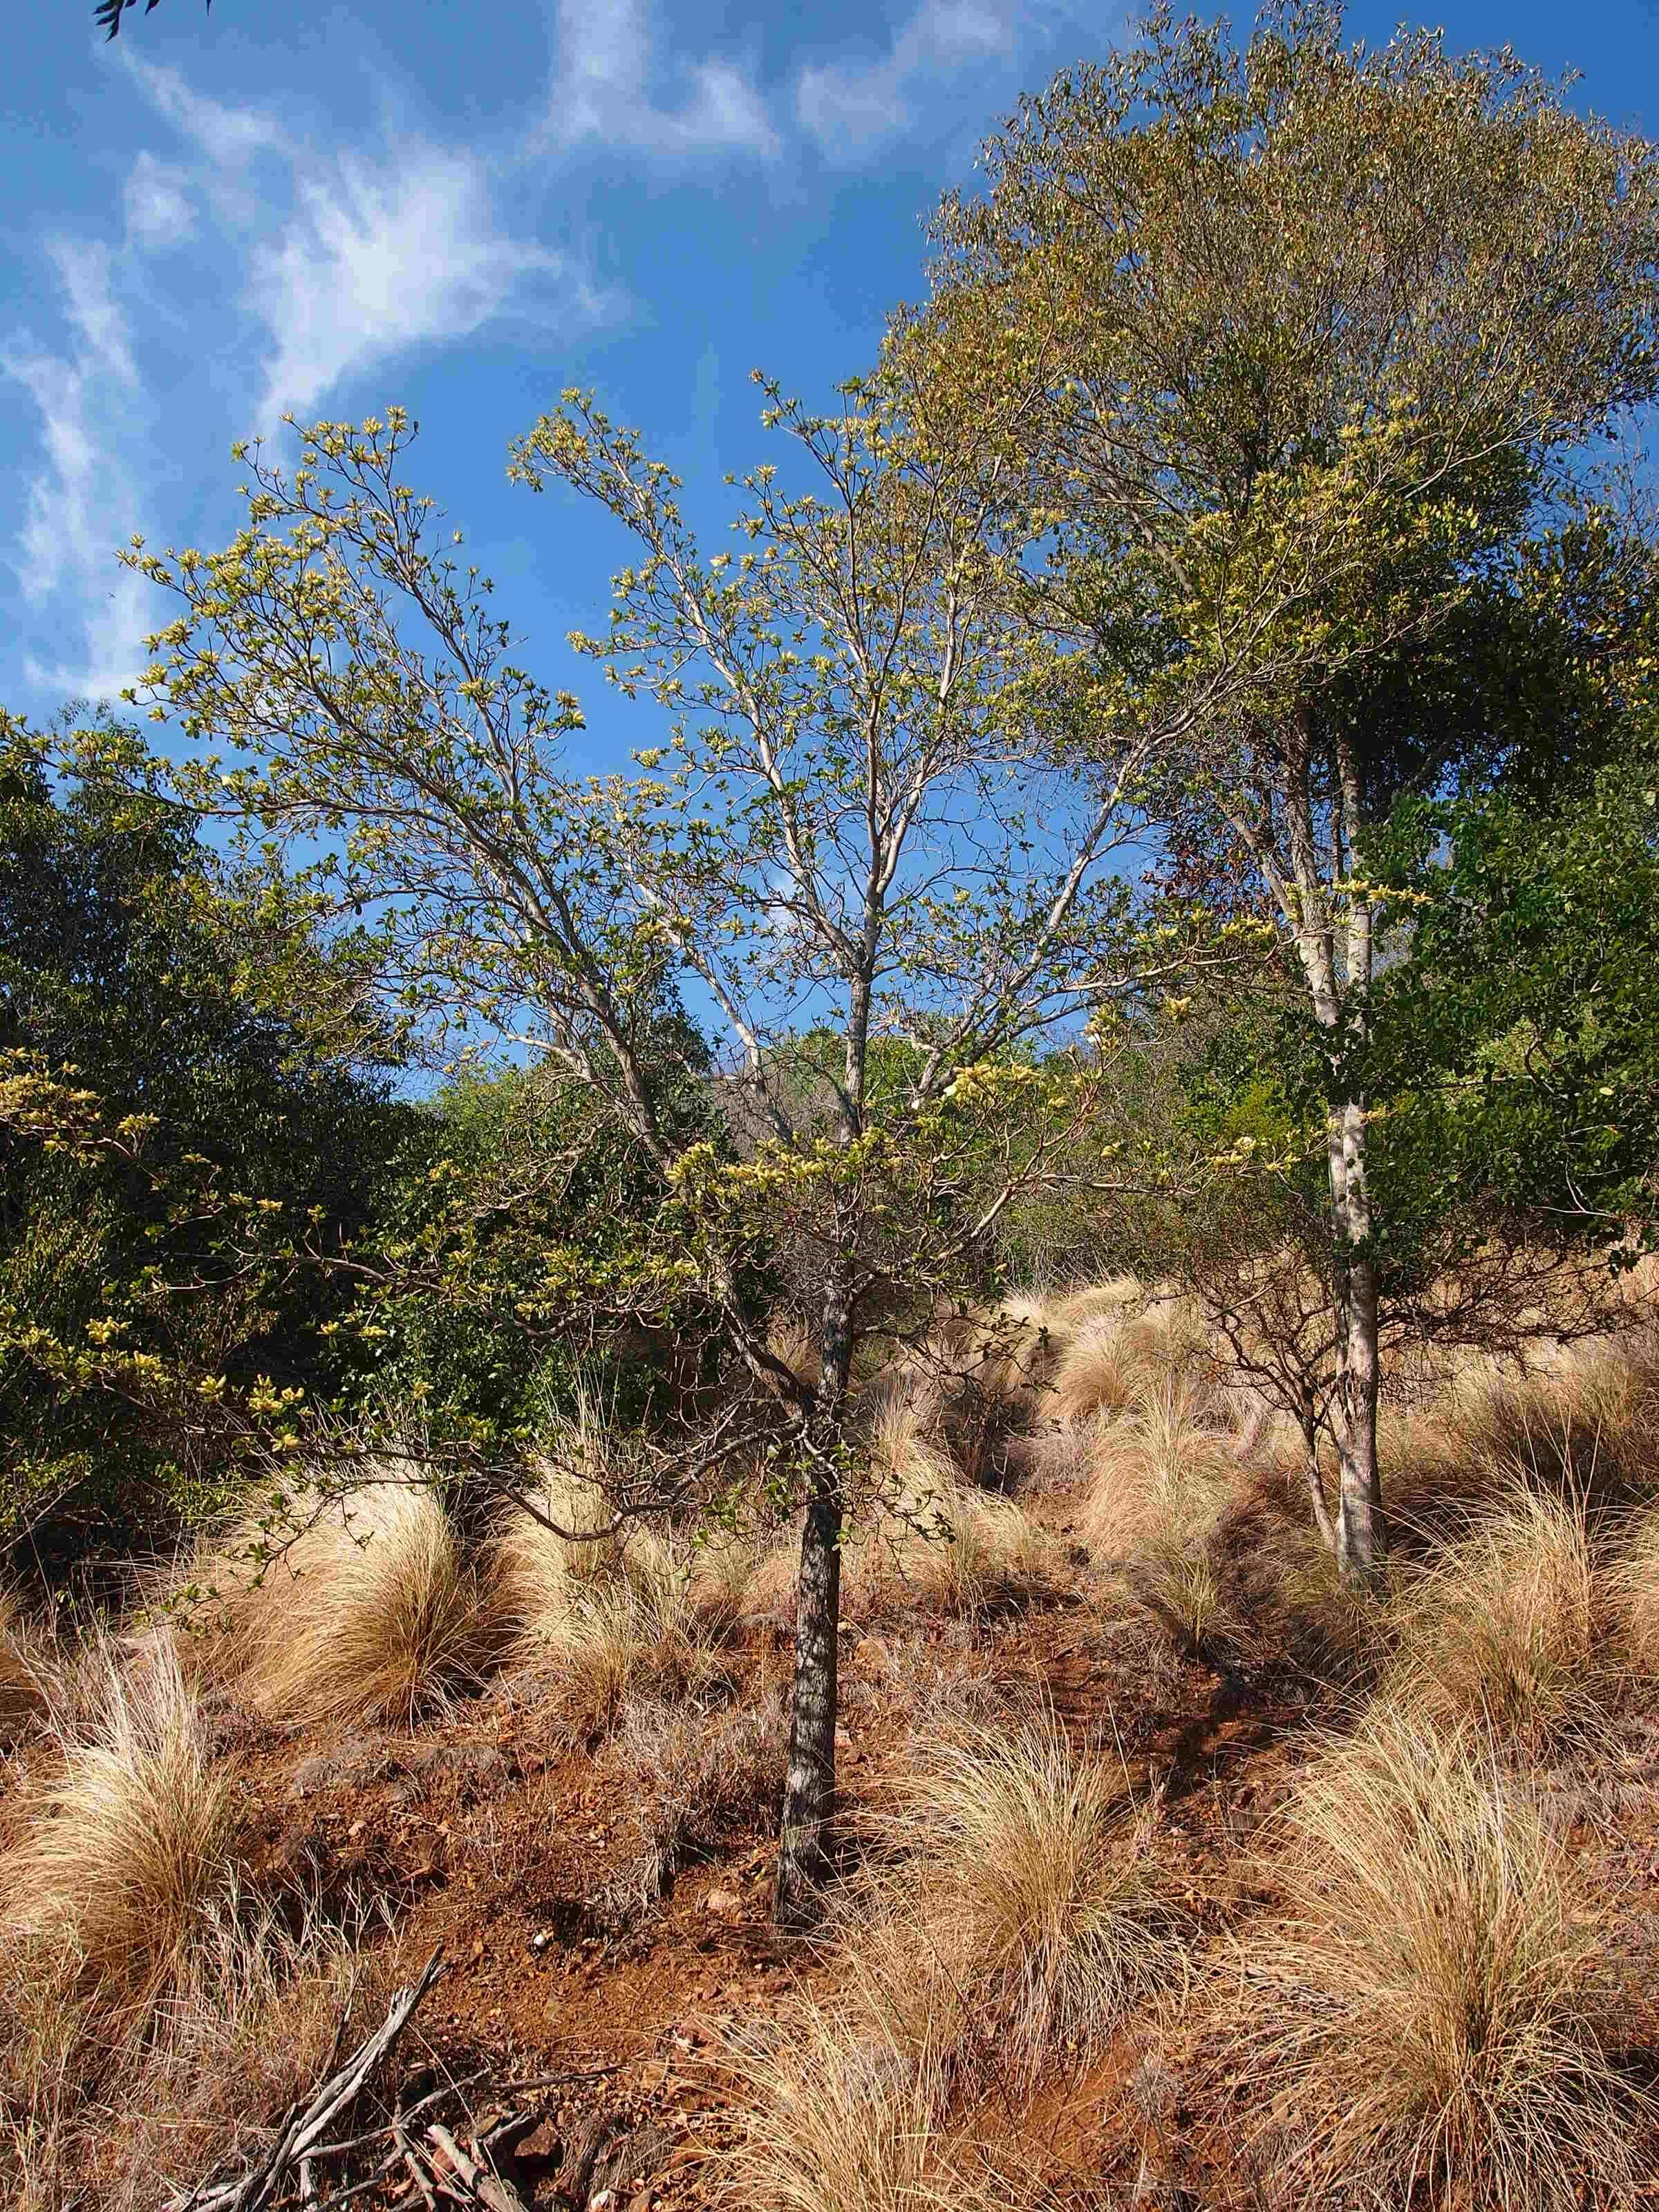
[{"x1": 772, "y1": 1279, "x2": 853, "y2": 1933}]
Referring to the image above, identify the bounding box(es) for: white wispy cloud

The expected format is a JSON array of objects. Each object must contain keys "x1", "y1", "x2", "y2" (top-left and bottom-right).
[
  {"x1": 3, "y1": 66, "x2": 597, "y2": 700},
  {"x1": 124, "y1": 66, "x2": 584, "y2": 426},
  {"x1": 548, "y1": 0, "x2": 781, "y2": 160},
  {"x1": 250, "y1": 147, "x2": 572, "y2": 422},
  {"x1": 124, "y1": 152, "x2": 196, "y2": 251},
  {"x1": 126, "y1": 59, "x2": 286, "y2": 171},
  {"x1": 796, "y1": 0, "x2": 1025, "y2": 156},
  {"x1": 3, "y1": 242, "x2": 151, "y2": 698}
]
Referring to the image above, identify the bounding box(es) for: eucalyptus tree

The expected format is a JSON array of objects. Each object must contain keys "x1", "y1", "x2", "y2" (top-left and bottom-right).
[
  {"x1": 106, "y1": 391, "x2": 1149, "y2": 1926},
  {"x1": 898, "y1": 2, "x2": 1659, "y2": 1580}
]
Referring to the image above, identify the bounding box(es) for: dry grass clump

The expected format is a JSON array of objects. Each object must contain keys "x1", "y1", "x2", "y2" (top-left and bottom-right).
[
  {"x1": 1080, "y1": 1379, "x2": 1236, "y2": 1647},
  {"x1": 0, "y1": 1591, "x2": 44, "y2": 1741},
  {"x1": 200, "y1": 1477, "x2": 494, "y2": 1730},
  {"x1": 1607, "y1": 1495, "x2": 1659, "y2": 1680},
  {"x1": 102, "y1": 1898, "x2": 386, "y2": 2206},
  {"x1": 843, "y1": 1399, "x2": 1057, "y2": 1621},
  {"x1": 1381, "y1": 1485, "x2": 1614, "y2": 1754},
  {"x1": 493, "y1": 1439, "x2": 628, "y2": 1631},
  {"x1": 767, "y1": 1312, "x2": 823, "y2": 1394},
  {"x1": 713, "y1": 2007, "x2": 959, "y2": 2212},
  {"x1": 712, "y1": 2003, "x2": 1100, "y2": 2212},
  {"x1": 612, "y1": 1694, "x2": 787, "y2": 1907},
  {"x1": 848, "y1": 1712, "x2": 1185, "y2": 2090},
  {"x1": 0, "y1": 1884, "x2": 389, "y2": 2212},
  {"x1": 1235, "y1": 1707, "x2": 1653, "y2": 2209},
  {"x1": 503, "y1": 1515, "x2": 746, "y2": 1738},
  {"x1": 872, "y1": 1311, "x2": 1049, "y2": 1487},
  {"x1": 1048, "y1": 1293, "x2": 1210, "y2": 1427},
  {"x1": 0, "y1": 1645, "x2": 236, "y2": 2014}
]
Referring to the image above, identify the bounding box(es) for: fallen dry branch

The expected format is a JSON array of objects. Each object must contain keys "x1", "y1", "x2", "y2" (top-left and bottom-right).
[
  {"x1": 425, "y1": 2122, "x2": 532, "y2": 2212},
  {"x1": 178, "y1": 1947, "x2": 447, "y2": 2212}
]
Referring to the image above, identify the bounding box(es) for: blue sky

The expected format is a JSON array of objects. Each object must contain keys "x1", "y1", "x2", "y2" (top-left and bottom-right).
[{"x1": 6, "y1": 0, "x2": 1659, "y2": 767}]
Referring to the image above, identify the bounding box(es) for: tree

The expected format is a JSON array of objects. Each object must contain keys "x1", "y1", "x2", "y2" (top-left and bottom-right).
[
  {"x1": 103, "y1": 393, "x2": 1148, "y2": 1926},
  {"x1": 899, "y1": 1, "x2": 1659, "y2": 1579},
  {"x1": 0, "y1": 717, "x2": 406, "y2": 1554}
]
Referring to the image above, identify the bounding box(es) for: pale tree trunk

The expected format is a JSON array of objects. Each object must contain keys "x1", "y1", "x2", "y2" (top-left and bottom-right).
[
  {"x1": 772, "y1": 1275, "x2": 852, "y2": 1933},
  {"x1": 1273, "y1": 718, "x2": 1386, "y2": 1584},
  {"x1": 1328, "y1": 733, "x2": 1385, "y2": 1582},
  {"x1": 1331, "y1": 1100, "x2": 1385, "y2": 1579}
]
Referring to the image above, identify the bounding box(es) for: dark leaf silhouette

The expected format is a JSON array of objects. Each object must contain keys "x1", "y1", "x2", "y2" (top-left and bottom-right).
[{"x1": 96, "y1": 0, "x2": 212, "y2": 41}]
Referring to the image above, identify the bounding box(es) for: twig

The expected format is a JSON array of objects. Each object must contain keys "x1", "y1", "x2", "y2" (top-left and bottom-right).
[
  {"x1": 180, "y1": 1948, "x2": 447, "y2": 2212},
  {"x1": 426, "y1": 2124, "x2": 532, "y2": 2212},
  {"x1": 395, "y1": 2125, "x2": 438, "y2": 2212},
  {"x1": 491, "y1": 2063, "x2": 625, "y2": 2094}
]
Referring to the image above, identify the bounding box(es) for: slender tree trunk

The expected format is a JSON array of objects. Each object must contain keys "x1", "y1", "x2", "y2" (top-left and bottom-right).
[
  {"x1": 1329, "y1": 733, "x2": 1385, "y2": 1583},
  {"x1": 1300, "y1": 1388, "x2": 1337, "y2": 1554},
  {"x1": 1330, "y1": 1104, "x2": 1385, "y2": 1577},
  {"x1": 1270, "y1": 715, "x2": 1387, "y2": 1583},
  {"x1": 772, "y1": 1275, "x2": 853, "y2": 1933}
]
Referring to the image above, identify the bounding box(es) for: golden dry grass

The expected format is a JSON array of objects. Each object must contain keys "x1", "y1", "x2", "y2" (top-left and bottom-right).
[
  {"x1": 713, "y1": 2005, "x2": 961, "y2": 2212},
  {"x1": 220, "y1": 1478, "x2": 493, "y2": 1729},
  {"x1": 1048, "y1": 1294, "x2": 1210, "y2": 1427},
  {"x1": 1608, "y1": 1495, "x2": 1659, "y2": 1681},
  {"x1": 767, "y1": 1313, "x2": 823, "y2": 1395},
  {"x1": 0, "y1": 1591, "x2": 42, "y2": 1741},
  {"x1": 1079, "y1": 1378, "x2": 1235, "y2": 1645},
  {"x1": 712, "y1": 2001, "x2": 1106, "y2": 2212},
  {"x1": 0, "y1": 1882, "x2": 388, "y2": 2212},
  {"x1": 0, "y1": 1646, "x2": 236, "y2": 2014},
  {"x1": 500, "y1": 1491, "x2": 747, "y2": 1736},
  {"x1": 838, "y1": 1398, "x2": 1057, "y2": 1621},
  {"x1": 1235, "y1": 1707, "x2": 1653, "y2": 2209},
  {"x1": 846, "y1": 1712, "x2": 1185, "y2": 2091},
  {"x1": 1381, "y1": 1486, "x2": 1615, "y2": 1754}
]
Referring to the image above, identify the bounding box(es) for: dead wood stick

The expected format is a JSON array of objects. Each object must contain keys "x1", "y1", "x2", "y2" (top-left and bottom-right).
[
  {"x1": 181, "y1": 1947, "x2": 447, "y2": 2212},
  {"x1": 491, "y1": 2063, "x2": 625, "y2": 2094},
  {"x1": 426, "y1": 2123, "x2": 532, "y2": 2212},
  {"x1": 395, "y1": 2124, "x2": 438, "y2": 2212}
]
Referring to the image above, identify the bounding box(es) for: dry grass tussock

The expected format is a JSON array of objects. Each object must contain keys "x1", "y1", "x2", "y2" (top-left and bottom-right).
[
  {"x1": 711, "y1": 2002, "x2": 1108, "y2": 2212},
  {"x1": 844, "y1": 1712, "x2": 1185, "y2": 2092},
  {"x1": 174, "y1": 1473, "x2": 494, "y2": 1729},
  {"x1": 497, "y1": 1468, "x2": 749, "y2": 1735},
  {"x1": 1382, "y1": 1485, "x2": 1617, "y2": 1754},
  {"x1": 876, "y1": 1309, "x2": 1051, "y2": 1486},
  {"x1": 1606, "y1": 1493, "x2": 1659, "y2": 1680},
  {"x1": 1080, "y1": 1377, "x2": 1235, "y2": 1647},
  {"x1": 610, "y1": 1694, "x2": 787, "y2": 1910},
  {"x1": 838, "y1": 1398, "x2": 1057, "y2": 1621},
  {"x1": 0, "y1": 1886, "x2": 387, "y2": 2212},
  {"x1": 1232, "y1": 1707, "x2": 1654, "y2": 2209},
  {"x1": 0, "y1": 1591, "x2": 43, "y2": 1741},
  {"x1": 711, "y1": 2006, "x2": 967, "y2": 2212},
  {"x1": 0, "y1": 1644, "x2": 236, "y2": 2014},
  {"x1": 1047, "y1": 1292, "x2": 1214, "y2": 1427}
]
